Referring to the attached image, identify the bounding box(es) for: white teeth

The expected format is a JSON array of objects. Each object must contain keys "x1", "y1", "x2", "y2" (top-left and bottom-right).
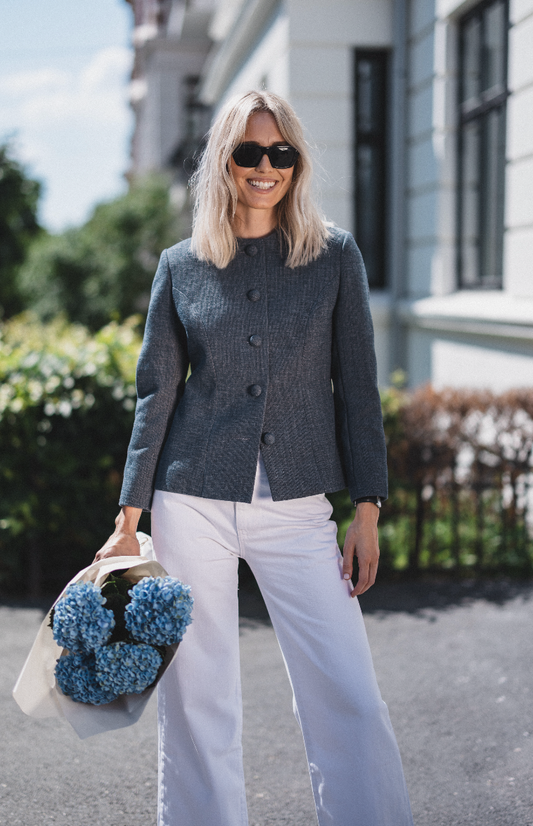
[{"x1": 248, "y1": 180, "x2": 276, "y2": 190}]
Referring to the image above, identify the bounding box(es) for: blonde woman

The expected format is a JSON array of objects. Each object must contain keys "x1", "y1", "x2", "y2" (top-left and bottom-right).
[{"x1": 96, "y1": 91, "x2": 414, "y2": 826}]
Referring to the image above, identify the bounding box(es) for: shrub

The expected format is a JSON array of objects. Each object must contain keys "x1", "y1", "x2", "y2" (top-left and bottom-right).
[
  {"x1": 329, "y1": 385, "x2": 533, "y2": 578},
  {"x1": 0, "y1": 314, "x2": 142, "y2": 595}
]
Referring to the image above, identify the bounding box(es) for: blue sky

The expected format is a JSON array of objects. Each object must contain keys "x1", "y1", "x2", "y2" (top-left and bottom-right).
[{"x1": 1, "y1": 0, "x2": 133, "y2": 231}]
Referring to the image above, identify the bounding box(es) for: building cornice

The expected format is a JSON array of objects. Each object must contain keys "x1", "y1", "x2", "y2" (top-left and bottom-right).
[{"x1": 198, "y1": 0, "x2": 281, "y2": 104}]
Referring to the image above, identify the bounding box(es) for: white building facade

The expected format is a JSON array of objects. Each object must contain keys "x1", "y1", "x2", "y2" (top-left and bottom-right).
[{"x1": 126, "y1": 0, "x2": 533, "y2": 390}]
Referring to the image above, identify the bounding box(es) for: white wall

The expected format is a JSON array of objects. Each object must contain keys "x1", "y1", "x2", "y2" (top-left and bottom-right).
[
  {"x1": 217, "y1": 7, "x2": 290, "y2": 105},
  {"x1": 132, "y1": 41, "x2": 210, "y2": 172},
  {"x1": 287, "y1": 0, "x2": 392, "y2": 232}
]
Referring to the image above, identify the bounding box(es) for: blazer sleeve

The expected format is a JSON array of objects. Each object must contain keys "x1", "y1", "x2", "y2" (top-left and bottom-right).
[
  {"x1": 331, "y1": 232, "x2": 388, "y2": 502},
  {"x1": 119, "y1": 250, "x2": 189, "y2": 510}
]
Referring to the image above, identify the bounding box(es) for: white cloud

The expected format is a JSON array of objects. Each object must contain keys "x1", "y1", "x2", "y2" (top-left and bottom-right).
[
  {"x1": 0, "y1": 46, "x2": 134, "y2": 230},
  {"x1": 0, "y1": 68, "x2": 69, "y2": 96},
  {"x1": 1, "y1": 46, "x2": 132, "y2": 129}
]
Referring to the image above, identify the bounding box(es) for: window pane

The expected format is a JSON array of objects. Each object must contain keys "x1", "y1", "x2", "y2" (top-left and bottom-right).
[
  {"x1": 460, "y1": 121, "x2": 480, "y2": 287},
  {"x1": 356, "y1": 58, "x2": 385, "y2": 134},
  {"x1": 462, "y1": 16, "x2": 481, "y2": 106},
  {"x1": 483, "y1": 0, "x2": 506, "y2": 94},
  {"x1": 479, "y1": 106, "x2": 506, "y2": 284},
  {"x1": 457, "y1": 0, "x2": 507, "y2": 289},
  {"x1": 355, "y1": 50, "x2": 388, "y2": 289},
  {"x1": 356, "y1": 144, "x2": 384, "y2": 286}
]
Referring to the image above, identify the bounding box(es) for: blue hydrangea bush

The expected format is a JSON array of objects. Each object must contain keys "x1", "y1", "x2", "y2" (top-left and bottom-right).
[
  {"x1": 95, "y1": 642, "x2": 163, "y2": 695},
  {"x1": 52, "y1": 573, "x2": 193, "y2": 705},
  {"x1": 55, "y1": 652, "x2": 118, "y2": 705},
  {"x1": 52, "y1": 582, "x2": 115, "y2": 652},
  {"x1": 125, "y1": 577, "x2": 194, "y2": 646}
]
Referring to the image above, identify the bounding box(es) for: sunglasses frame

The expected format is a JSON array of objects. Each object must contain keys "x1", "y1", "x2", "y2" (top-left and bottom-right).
[{"x1": 231, "y1": 142, "x2": 299, "y2": 169}]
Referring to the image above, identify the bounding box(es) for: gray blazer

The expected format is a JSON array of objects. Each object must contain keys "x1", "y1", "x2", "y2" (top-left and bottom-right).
[{"x1": 119, "y1": 227, "x2": 387, "y2": 510}]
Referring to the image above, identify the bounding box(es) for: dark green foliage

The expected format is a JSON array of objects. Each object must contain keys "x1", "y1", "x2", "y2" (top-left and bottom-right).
[
  {"x1": 18, "y1": 175, "x2": 183, "y2": 330},
  {"x1": 101, "y1": 574, "x2": 133, "y2": 643},
  {"x1": 0, "y1": 314, "x2": 143, "y2": 596},
  {"x1": 0, "y1": 143, "x2": 42, "y2": 318}
]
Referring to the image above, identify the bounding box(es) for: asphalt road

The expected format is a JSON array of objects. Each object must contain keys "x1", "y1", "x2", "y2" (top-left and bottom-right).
[{"x1": 1, "y1": 579, "x2": 533, "y2": 826}]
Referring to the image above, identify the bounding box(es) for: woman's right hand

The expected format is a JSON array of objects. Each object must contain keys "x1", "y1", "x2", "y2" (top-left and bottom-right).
[{"x1": 93, "y1": 506, "x2": 143, "y2": 563}]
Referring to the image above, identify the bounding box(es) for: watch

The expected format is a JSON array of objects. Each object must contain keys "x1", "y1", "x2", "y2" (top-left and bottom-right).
[{"x1": 353, "y1": 496, "x2": 382, "y2": 508}]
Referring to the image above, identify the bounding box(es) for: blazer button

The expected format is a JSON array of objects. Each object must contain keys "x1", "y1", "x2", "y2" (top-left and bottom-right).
[
  {"x1": 262, "y1": 432, "x2": 275, "y2": 445},
  {"x1": 249, "y1": 335, "x2": 262, "y2": 347},
  {"x1": 248, "y1": 384, "x2": 262, "y2": 397},
  {"x1": 245, "y1": 245, "x2": 258, "y2": 257},
  {"x1": 247, "y1": 289, "x2": 261, "y2": 302}
]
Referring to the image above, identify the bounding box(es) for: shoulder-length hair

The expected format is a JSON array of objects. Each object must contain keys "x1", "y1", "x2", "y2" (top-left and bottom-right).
[{"x1": 190, "y1": 90, "x2": 330, "y2": 269}]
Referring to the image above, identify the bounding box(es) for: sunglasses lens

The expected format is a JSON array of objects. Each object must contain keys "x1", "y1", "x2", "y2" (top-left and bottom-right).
[
  {"x1": 232, "y1": 144, "x2": 262, "y2": 167},
  {"x1": 269, "y1": 146, "x2": 299, "y2": 168},
  {"x1": 232, "y1": 143, "x2": 299, "y2": 168}
]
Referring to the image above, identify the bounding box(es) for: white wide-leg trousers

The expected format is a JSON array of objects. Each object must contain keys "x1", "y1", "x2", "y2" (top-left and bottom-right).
[{"x1": 151, "y1": 458, "x2": 414, "y2": 826}]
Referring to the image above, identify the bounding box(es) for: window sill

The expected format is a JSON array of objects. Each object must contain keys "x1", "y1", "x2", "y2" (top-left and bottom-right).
[{"x1": 398, "y1": 291, "x2": 533, "y2": 342}]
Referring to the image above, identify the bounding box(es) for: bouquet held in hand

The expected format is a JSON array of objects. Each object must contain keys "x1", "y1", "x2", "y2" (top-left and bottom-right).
[{"x1": 51, "y1": 573, "x2": 193, "y2": 705}]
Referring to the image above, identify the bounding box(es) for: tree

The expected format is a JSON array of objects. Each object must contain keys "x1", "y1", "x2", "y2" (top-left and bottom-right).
[
  {"x1": 0, "y1": 143, "x2": 42, "y2": 318},
  {"x1": 19, "y1": 175, "x2": 184, "y2": 330}
]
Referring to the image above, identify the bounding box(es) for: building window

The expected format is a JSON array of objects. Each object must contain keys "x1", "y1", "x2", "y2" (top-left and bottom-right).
[
  {"x1": 354, "y1": 50, "x2": 389, "y2": 289},
  {"x1": 457, "y1": 0, "x2": 509, "y2": 289}
]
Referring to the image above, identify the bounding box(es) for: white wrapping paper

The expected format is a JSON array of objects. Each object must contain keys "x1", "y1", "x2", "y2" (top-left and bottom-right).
[{"x1": 12, "y1": 533, "x2": 179, "y2": 739}]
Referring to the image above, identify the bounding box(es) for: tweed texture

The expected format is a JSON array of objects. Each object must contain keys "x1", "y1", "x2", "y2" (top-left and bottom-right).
[{"x1": 119, "y1": 227, "x2": 387, "y2": 509}]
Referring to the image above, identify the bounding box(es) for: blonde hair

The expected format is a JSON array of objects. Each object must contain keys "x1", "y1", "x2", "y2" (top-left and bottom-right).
[{"x1": 190, "y1": 90, "x2": 330, "y2": 269}]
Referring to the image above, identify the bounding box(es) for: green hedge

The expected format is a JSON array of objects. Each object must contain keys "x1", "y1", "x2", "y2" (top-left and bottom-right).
[
  {"x1": 2, "y1": 315, "x2": 532, "y2": 596},
  {"x1": 0, "y1": 314, "x2": 143, "y2": 595}
]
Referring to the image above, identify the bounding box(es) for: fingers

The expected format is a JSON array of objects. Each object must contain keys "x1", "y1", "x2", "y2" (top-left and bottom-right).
[
  {"x1": 343, "y1": 520, "x2": 379, "y2": 597},
  {"x1": 92, "y1": 534, "x2": 141, "y2": 564},
  {"x1": 351, "y1": 560, "x2": 378, "y2": 597}
]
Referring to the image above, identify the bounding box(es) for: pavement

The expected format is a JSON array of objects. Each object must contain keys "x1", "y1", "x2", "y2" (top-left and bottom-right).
[{"x1": 1, "y1": 578, "x2": 533, "y2": 826}]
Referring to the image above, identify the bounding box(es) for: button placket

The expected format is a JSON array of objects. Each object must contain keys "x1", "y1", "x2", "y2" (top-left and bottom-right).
[{"x1": 243, "y1": 240, "x2": 267, "y2": 412}]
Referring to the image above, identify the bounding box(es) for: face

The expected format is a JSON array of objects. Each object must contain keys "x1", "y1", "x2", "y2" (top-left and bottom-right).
[{"x1": 230, "y1": 111, "x2": 295, "y2": 228}]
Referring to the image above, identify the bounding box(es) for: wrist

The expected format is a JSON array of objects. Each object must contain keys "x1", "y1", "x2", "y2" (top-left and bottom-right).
[
  {"x1": 353, "y1": 502, "x2": 380, "y2": 524},
  {"x1": 115, "y1": 506, "x2": 142, "y2": 534}
]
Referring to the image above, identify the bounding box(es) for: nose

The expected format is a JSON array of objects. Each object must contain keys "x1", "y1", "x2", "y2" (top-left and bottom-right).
[{"x1": 256, "y1": 151, "x2": 273, "y2": 172}]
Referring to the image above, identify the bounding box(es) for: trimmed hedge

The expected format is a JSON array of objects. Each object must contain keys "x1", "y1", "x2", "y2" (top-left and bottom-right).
[{"x1": 331, "y1": 384, "x2": 533, "y2": 577}]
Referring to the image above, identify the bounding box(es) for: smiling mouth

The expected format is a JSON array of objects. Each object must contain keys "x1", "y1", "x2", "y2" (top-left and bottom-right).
[{"x1": 247, "y1": 179, "x2": 277, "y2": 190}]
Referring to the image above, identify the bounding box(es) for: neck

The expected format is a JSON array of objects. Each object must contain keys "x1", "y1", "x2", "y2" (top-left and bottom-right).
[{"x1": 232, "y1": 207, "x2": 277, "y2": 239}]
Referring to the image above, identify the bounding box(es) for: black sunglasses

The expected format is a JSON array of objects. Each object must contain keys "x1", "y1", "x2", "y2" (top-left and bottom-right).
[{"x1": 232, "y1": 142, "x2": 299, "y2": 169}]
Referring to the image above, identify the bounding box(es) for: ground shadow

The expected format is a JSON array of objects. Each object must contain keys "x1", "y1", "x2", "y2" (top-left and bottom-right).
[
  {"x1": 237, "y1": 560, "x2": 533, "y2": 621},
  {"x1": 3, "y1": 563, "x2": 532, "y2": 623}
]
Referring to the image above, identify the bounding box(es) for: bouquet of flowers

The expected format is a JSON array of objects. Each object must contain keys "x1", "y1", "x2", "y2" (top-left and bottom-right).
[
  {"x1": 51, "y1": 572, "x2": 193, "y2": 705},
  {"x1": 13, "y1": 534, "x2": 193, "y2": 738}
]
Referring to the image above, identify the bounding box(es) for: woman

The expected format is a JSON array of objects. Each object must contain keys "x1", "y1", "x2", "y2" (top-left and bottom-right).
[{"x1": 96, "y1": 90, "x2": 414, "y2": 826}]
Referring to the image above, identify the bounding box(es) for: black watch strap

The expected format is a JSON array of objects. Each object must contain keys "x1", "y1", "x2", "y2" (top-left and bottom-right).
[{"x1": 354, "y1": 496, "x2": 382, "y2": 508}]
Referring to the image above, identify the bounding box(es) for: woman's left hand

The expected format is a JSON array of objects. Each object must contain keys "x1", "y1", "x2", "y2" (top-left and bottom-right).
[{"x1": 342, "y1": 503, "x2": 380, "y2": 597}]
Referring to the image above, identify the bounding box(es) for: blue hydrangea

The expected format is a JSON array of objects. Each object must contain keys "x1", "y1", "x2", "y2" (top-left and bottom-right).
[
  {"x1": 55, "y1": 652, "x2": 118, "y2": 705},
  {"x1": 53, "y1": 582, "x2": 115, "y2": 653},
  {"x1": 125, "y1": 576, "x2": 194, "y2": 646},
  {"x1": 95, "y1": 642, "x2": 162, "y2": 695}
]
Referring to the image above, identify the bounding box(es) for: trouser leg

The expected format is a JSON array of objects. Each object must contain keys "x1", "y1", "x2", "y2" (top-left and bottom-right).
[
  {"x1": 238, "y1": 493, "x2": 414, "y2": 826},
  {"x1": 151, "y1": 490, "x2": 248, "y2": 826}
]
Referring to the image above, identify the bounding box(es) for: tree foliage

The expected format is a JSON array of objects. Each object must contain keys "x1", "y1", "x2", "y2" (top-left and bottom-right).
[
  {"x1": 0, "y1": 143, "x2": 42, "y2": 319},
  {"x1": 18, "y1": 175, "x2": 183, "y2": 330}
]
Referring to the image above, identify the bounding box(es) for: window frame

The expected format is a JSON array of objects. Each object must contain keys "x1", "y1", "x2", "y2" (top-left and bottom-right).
[
  {"x1": 354, "y1": 48, "x2": 390, "y2": 290},
  {"x1": 456, "y1": 0, "x2": 510, "y2": 290}
]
